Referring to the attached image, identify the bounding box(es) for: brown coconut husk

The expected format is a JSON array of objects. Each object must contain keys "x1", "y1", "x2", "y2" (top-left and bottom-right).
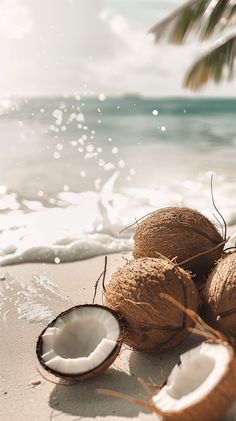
[
  {"x1": 36, "y1": 304, "x2": 124, "y2": 381},
  {"x1": 202, "y1": 252, "x2": 236, "y2": 340},
  {"x1": 133, "y1": 207, "x2": 224, "y2": 288},
  {"x1": 104, "y1": 257, "x2": 199, "y2": 352}
]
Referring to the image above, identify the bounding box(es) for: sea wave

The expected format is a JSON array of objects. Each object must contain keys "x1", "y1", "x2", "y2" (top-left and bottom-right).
[{"x1": 0, "y1": 171, "x2": 236, "y2": 266}]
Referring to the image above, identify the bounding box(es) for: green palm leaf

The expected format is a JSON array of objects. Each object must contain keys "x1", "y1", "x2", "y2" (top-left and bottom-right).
[
  {"x1": 184, "y1": 34, "x2": 236, "y2": 89},
  {"x1": 150, "y1": 0, "x2": 236, "y2": 43},
  {"x1": 203, "y1": 0, "x2": 236, "y2": 39}
]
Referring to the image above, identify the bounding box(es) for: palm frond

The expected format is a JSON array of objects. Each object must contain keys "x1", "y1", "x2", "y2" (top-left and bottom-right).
[
  {"x1": 150, "y1": 0, "x2": 209, "y2": 43},
  {"x1": 218, "y1": 1, "x2": 236, "y2": 34},
  {"x1": 203, "y1": 0, "x2": 229, "y2": 38},
  {"x1": 184, "y1": 34, "x2": 236, "y2": 89},
  {"x1": 150, "y1": 0, "x2": 236, "y2": 44},
  {"x1": 203, "y1": 0, "x2": 236, "y2": 39}
]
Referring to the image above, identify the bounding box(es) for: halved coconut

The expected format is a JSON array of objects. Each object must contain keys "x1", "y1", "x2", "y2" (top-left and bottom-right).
[
  {"x1": 152, "y1": 341, "x2": 236, "y2": 421},
  {"x1": 36, "y1": 304, "x2": 124, "y2": 381}
]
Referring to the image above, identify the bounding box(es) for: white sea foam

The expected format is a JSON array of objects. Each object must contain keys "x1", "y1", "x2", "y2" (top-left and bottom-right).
[{"x1": 0, "y1": 171, "x2": 236, "y2": 266}]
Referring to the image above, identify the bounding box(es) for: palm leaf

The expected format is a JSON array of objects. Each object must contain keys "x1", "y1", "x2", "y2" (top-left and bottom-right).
[
  {"x1": 203, "y1": 0, "x2": 236, "y2": 39},
  {"x1": 150, "y1": 0, "x2": 236, "y2": 44},
  {"x1": 184, "y1": 34, "x2": 236, "y2": 89}
]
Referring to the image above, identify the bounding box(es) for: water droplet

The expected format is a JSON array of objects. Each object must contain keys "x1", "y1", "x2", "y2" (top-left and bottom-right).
[
  {"x1": 87, "y1": 144, "x2": 94, "y2": 152},
  {"x1": 104, "y1": 162, "x2": 115, "y2": 171},
  {"x1": 118, "y1": 160, "x2": 125, "y2": 168},
  {"x1": 71, "y1": 140, "x2": 77, "y2": 146},
  {"x1": 98, "y1": 159, "x2": 105, "y2": 167},
  {"x1": 98, "y1": 93, "x2": 106, "y2": 101},
  {"x1": 77, "y1": 113, "x2": 85, "y2": 122},
  {"x1": 53, "y1": 152, "x2": 60, "y2": 159}
]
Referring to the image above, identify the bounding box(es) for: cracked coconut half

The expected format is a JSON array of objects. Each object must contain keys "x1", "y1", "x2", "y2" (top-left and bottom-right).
[
  {"x1": 36, "y1": 304, "x2": 124, "y2": 381},
  {"x1": 152, "y1": 341, "x2": 236, "y2": 421}
]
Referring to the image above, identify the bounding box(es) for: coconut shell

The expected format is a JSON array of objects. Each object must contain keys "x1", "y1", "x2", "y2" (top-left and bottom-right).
[
  {"x1": 152, "y1": 342, "x2": 236, "y2": 421},
  {"x1": 36, "y1": 304, "x2": 124, "y2": 381},
  {"x1": 133, "y1": 207, "x2": 224, "y2": 288},
  {"x1": 104, "y1": 257, "x2": 199, "y2": 352},
  {"x1": 202, "y1": 252, "x2": 236, "y2": 339}
]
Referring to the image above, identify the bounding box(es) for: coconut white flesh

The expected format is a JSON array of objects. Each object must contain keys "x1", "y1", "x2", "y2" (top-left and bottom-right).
[
  {"x1": 153, "y1": 342, "x2": 231, "y2": 413},
  {"x1": 41, "y1": 306, "x2": 120, "y2": 375}
]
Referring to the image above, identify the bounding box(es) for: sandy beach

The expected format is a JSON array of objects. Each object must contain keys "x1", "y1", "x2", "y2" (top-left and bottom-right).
[
  {"x1": 1, "y1": 0, "x2": 236, "y2": 418},
  {"x1": 1, "y1": 253, "x2": 236, "y2": 421}
]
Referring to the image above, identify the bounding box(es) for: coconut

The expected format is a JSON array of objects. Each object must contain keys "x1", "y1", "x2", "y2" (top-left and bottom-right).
[
  {"x1": 133, "y1": 207, "x2": 224, "y2": 288},
  {"x1": 152, "y1": 341, "x2": 236, "y2": 421},
  {"x1": 104, "y1": 257, "x2": 199, "y2": 352},
  {"x1": 36, "y1": 304, "x2": 124, "y2": 381},
  {"x1": 202, "y1": 252, "x2": 236, "y2": 339}
]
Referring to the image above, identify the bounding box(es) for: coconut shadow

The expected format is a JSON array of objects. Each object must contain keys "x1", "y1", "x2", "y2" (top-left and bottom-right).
[
  {"x1": 49, "y1": 368, "x2": 150, "y2": 418},
  {"x1": 129, "y1": 334, "x2": 202, "y2": 386}
]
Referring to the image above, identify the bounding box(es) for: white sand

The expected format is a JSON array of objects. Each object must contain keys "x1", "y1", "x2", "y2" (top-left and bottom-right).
[{"x1": 1, "y1": 253, "x2": 236, "y2": 420}]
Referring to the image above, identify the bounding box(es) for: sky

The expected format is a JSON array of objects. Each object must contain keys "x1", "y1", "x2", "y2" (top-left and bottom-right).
[{"x1": 0, "y1": 0, "x2": 235, "y2": 97}]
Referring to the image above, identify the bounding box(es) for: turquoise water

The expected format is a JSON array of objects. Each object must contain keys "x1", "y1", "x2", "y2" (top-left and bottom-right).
[{"x1": 0, "y1": 96, "x2": 235, "y2": 264}]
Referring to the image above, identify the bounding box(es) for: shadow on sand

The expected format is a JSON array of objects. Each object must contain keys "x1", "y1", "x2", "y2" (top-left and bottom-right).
[
  {"x1": 49, "y1": 335, "x2": 202, "y2": 419},
  {"x1": 49, "y1": 367, "x2": 149, "y2": 419}
]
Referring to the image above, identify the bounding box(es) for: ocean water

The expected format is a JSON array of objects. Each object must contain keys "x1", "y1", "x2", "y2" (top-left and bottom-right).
[{"x1": 0, "y1": 96, "x2": 236, "y2": 265}]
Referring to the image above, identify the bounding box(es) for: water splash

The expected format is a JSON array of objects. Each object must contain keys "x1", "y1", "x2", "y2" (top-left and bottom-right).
[
  {"x1": 0, "y1": 274, "x2": 72, "y2": 323},
  {"x1": 0, "y1": 172, "x2": 236, "y2": 266}
]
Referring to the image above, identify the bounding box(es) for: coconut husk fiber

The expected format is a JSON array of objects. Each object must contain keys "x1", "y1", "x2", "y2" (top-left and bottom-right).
[
  {"x1": 202, "y1": 252, "x2": 236, "y2": 339},
  {"x1": 104, "y1": 257, "x2": 199, "y2": 352},
  {"x1": 133, "y1": 207, "x2": 224, "y2": 288}
]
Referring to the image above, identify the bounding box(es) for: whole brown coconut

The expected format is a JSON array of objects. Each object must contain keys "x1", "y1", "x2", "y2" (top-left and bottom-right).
[
  {"x1": 104, "y1": 257, "x2": 199, "y2": 352},
  {"x1": 202, "y1": 252, "x2": 236, "y2": 339},
  {"x1": 133, "y1": 207, "x2": 224, "y2": 288}
]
